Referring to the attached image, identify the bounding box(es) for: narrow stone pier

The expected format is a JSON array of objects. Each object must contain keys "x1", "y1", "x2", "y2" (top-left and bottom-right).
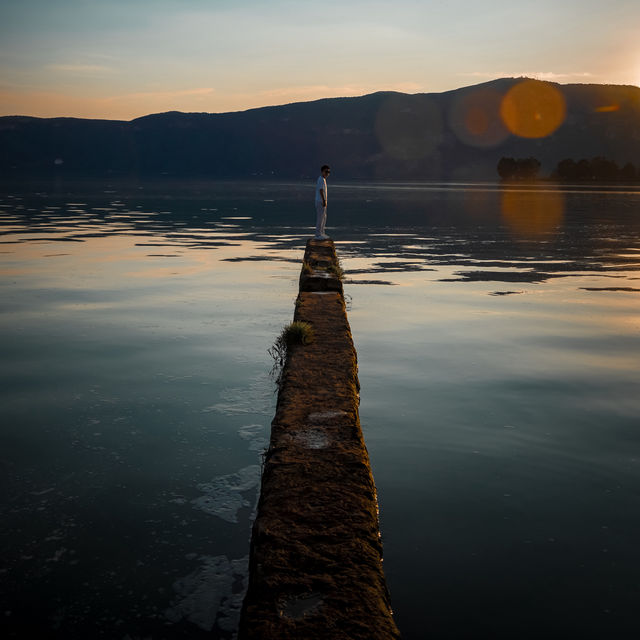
[{"x1": 239, "y1": 239, "x2": 400, "y2": 639}]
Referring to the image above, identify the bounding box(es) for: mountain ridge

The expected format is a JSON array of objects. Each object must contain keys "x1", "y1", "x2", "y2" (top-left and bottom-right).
[{"x1": 2, "y1": 78, "x2": 639, "y2": 181}]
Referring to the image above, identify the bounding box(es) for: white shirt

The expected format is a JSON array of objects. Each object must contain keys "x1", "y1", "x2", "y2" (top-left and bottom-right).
[{"x1": 315, "y1": 175, "x2": 327, "y2": 206}]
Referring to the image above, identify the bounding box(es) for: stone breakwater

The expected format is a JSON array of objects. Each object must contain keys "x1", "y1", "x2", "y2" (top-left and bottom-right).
[{"x1": 238, "y1": 238, "x2": 400, "y2": 639}]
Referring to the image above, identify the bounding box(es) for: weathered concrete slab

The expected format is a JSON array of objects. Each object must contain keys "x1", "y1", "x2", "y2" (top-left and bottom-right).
[
  {"x1": 299, "y1": 238, "x2": 344, "y2": 294},
  {"x1": 239, "y1": 239, "x2": 399, "y2": 639}
]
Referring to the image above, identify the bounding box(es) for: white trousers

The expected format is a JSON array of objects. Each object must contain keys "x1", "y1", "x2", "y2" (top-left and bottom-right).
[{"x1": 315, "y1": 201, "x2": 327, "y2": 237}]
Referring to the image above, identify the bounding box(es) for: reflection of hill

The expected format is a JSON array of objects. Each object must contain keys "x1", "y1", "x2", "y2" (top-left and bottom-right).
[{"x1": 1, "y1": 78, "x2": 639, "y2": 181}]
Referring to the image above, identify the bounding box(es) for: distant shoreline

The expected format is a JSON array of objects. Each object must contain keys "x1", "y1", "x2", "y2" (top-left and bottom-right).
[
  {"x1": 501, "y1": 177, "x2": 640, "y2": 186},
  {"x1": 3, "y1": 174, "x2": 640, "y2": 196}
]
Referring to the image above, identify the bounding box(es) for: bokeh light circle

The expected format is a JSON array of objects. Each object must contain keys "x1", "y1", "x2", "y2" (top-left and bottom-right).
[
  {"x1": 448, "y1": 88, "x2": 509, "y2": 148},
  {"x1": 500, "y1": 80, "x2": 566, "y2": 139}
]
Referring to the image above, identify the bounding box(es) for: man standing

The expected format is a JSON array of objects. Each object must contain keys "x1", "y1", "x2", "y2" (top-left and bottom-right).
[{"x1": 314, "y1": 164, "x2": 330, "y2": 239}]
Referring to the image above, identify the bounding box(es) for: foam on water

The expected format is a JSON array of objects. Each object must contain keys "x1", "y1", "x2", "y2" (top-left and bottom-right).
[
  {"x1": 238, "y1": 424, "x2": 263, "y2": 440},
  {"x1": 165, "y1": 554, "x2": 249, "y2": 632},
  {"x1": 192, "y1": 466, "x2": 261, "y2": 523},
  {"x1": 238, "y1": 423, "x2": 269, "y2": 453},
  {"x1": 202, "y1": 376, "x2": 274, "y2": 416}
]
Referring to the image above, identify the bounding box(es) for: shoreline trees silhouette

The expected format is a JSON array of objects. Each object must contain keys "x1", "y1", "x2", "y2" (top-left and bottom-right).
[
  {"x1": 497, "y1": 156, "x2": 640, "y2": 182},
  {"x1": 497, "y1": 157, "x2": 541, "y2": 180}
]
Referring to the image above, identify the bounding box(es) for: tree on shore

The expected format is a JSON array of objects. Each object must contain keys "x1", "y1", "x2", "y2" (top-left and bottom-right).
[
  {"x1": 553, "y1": 157, "x2": 638, "y2": 182},
  {"x1": 497, "y1": 157, "x2": 541, "y2": 180},
  {"x1": 620, "y1": 162, "x2": 638, "y2": 181}
]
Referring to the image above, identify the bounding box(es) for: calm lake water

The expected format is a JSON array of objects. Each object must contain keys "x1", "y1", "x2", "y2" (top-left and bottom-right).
[{"x1": 1, "y1": 180, "x2": 639, "y2": 639}]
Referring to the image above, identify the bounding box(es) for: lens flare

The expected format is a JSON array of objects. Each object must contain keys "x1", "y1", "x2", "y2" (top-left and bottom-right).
[
  {"x1": 500, "y1": 80, "x2": 566, "y2": 139},
  {"x1": 501, "y1": 189, "x2": 565, "y2": 238},
  {"x1": 466, "y1": 107, "x2": 489, "y2": 135},
  {"x1": 448, "y1": 88, "x2": 509, "y2": 148}
]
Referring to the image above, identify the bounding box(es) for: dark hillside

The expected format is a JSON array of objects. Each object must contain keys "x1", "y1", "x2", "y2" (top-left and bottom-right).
[{"x1": 1, "y1": 79, "x2": 639, "y2": 181}]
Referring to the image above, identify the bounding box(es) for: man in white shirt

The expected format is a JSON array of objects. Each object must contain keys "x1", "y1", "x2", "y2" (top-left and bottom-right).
[{"x1": 314, "y1": 164, "x2": 330, "y2": 239}]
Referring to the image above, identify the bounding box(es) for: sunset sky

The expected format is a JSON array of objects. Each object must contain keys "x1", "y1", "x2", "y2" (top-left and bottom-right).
[{"x1": 1, "y1": 0, "x2": 639, "y2": 120}]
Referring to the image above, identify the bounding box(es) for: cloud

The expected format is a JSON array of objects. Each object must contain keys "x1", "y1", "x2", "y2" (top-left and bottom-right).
[
  {"x1": 117, "y1": 87, "x2": 216, "y2": 101},
  {"x1": 459, "y1": 71, "x2": 595, "y2": 82},
  {"x1": 46, "y1": 64, "x2": 115, "y2": 74}
]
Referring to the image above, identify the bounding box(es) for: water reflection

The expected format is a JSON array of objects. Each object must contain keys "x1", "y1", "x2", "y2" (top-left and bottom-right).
[
  {"x1": 501, "y1": 188, "x2": 565, "y2": 238},
  {"x1": 1, "y1": 180, "x2": 640, "y2": 639}
]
